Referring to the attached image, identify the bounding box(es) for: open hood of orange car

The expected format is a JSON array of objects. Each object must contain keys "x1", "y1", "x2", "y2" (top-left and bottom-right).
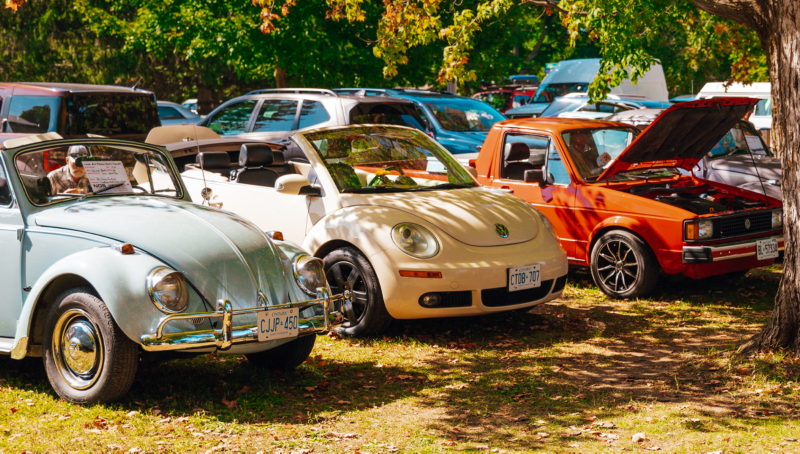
[{"x1": 597, "y1": 97, "x2": 759, "y2": 181}]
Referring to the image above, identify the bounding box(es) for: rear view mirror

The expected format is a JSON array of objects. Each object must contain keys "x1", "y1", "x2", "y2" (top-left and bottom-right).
[
  {"x1": 275, "y1": 174, "x2": 320, "y2": 196},
  {"x1": 523, "y1": 169, "x2": 546, "y2": 185}
]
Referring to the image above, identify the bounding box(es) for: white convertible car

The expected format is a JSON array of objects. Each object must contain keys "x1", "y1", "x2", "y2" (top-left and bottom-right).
[{"x1": 151, "y1": 125, "x2": 568, "y2": 336}]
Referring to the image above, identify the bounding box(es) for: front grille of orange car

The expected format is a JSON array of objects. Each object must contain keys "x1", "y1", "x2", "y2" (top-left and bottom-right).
[
  {"x1": 482, "y1": 279, "x2": 554, "y2": 307},
  {"x1": 717, "y1": 211, "x2": 773, "y2": 239}
]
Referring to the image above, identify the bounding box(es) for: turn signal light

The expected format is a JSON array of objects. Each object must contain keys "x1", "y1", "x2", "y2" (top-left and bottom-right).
[
  {"x1": 113, "y1": 243, "x2": 135, "y2": 255},
  {"x1": 266, "y1": 231, "x2": 284, "y2": 241},
  {"x1": 684, "y1": 220, "x2": 713, "y2": 241},
  {"x1": 399, "y1": 270, "x2": 443, "y2": 278}
]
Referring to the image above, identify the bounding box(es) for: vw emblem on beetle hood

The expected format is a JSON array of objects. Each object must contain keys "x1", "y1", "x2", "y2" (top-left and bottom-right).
[
  {"x1": 744, "y1": 218, "x2": 751, "y2": 229},
  {"x1": 495, "y1": 224, "x2": 509, "y2": 238}
]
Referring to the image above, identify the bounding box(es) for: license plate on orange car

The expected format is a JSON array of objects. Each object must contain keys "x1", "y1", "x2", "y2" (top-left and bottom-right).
[
  {"x1": 508, "y1": 265, "x2": 541, "y2": 292},
  {"x1": 257, "y1": 308, "x2": 299, "y2": 342},
  {"x1": 756, "y1": 238, "x2": 779, "y2": 261}
]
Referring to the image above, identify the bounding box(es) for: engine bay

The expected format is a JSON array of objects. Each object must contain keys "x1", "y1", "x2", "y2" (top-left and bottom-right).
[{"x1": 626, "y1": 180, "x2": 767, "y2": 215}]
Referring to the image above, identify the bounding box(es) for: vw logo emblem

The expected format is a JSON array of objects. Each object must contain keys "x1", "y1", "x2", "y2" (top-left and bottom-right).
[
  {"x1": 495, "y1": 223, "x2": 509, "y2": 238},
  {"x1": 744, "y1": 218, "x2": 751, "y2": 229}
]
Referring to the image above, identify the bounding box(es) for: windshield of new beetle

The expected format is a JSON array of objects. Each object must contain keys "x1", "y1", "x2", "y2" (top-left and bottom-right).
[
  {"x1": 15, "y1": 143, "x2": 182, "y2": 205},
  {"x1": 304, "y1": 126, "x2": 478, "y2": 194},
  {"x1": 561, "y1": 127, "x2": 640, "y2": 182}
]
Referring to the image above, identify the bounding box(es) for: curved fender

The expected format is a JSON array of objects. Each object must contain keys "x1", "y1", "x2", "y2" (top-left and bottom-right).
[
  {"x1": 585, "y1": 216, "x2": 666, "y2": 265},
  {"x1": 302, "y1": 206, "x2": 394, "y2": 259},
  {"x1": 15, "y1": 247, "x2": 173, "y2": 357}
]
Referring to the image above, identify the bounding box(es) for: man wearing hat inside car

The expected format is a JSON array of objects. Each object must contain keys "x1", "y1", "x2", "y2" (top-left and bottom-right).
[{"x1": 47, "y1": 145, "x2": 92, "y2": 195}]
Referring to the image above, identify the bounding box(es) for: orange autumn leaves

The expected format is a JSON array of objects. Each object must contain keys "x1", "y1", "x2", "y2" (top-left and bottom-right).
[{"x1": 4, "y1": 0, "x2": 25, "y2": 12}]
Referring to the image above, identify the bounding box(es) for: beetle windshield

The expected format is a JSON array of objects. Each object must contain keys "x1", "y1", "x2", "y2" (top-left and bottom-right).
[
  {"x1": 561, "y1": 127, "x2": 640, "y2": 182},
  {"x1": 15, "y1": 142, "x2": 182, "y2": 206},
  {"x1": 303, "y1": 126, "x2": 478, "y2": 193}
]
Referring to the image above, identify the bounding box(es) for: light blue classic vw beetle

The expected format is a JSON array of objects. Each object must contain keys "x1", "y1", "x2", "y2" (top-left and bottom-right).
[{"x1": 0, "y1": 135, "x2": 346, "y2": 404}]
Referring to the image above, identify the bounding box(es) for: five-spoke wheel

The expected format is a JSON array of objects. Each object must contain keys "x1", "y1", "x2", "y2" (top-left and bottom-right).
[
  {"x1": 324, "y1": 247, "x2": 392, "y2": 336},
  {"x1": 590, "y1": 231, "x2": 659, "y2": 299}
]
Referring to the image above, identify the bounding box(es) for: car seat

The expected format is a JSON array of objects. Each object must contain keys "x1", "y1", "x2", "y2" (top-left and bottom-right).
[
  {"x1": 195, "y1": 151, "x2": 232, "y2": 178},
  {"x1": 230, "y1": 144, "x2": 281, "y2": 187},
  {"x1": 504, "y1": 142, "x2": 537, "y2": 180}
]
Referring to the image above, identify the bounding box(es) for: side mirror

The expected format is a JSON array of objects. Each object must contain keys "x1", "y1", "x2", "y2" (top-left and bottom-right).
[
  {"x1": 523, "y1": 169, "x2": 546, "y2": 185},
  {"x1": 275, "y1": 174, "x2": 320, "y2": 196}
]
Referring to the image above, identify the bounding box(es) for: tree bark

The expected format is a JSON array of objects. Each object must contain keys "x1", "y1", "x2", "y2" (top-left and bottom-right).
[
  {"x1": 197, "y1": 85, "x2": 213, "y2": 116},
  {"x1": 692, "y1": 0, "x2": 800, "y2": 355},
  {"x1": 274, "y1": 66, "x2": 288, "y2": 88}
]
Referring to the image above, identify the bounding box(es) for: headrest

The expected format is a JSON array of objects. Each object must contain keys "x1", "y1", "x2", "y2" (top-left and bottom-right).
[
  {"x1": 196, "y1": 152, "x2": 231, "y2": 169},
  {"x1": 240, "y1": 144, "x2": 273, "y2": 167},
  {"x1": 529, "y1": 152, "x2": 546, "y2": 167},
  {"x1": 504, "y1": 142, "x2": 530, "y2": 162}
]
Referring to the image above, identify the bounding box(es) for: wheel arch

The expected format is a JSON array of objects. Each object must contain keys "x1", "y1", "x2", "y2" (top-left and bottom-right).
[
  {"x1": 586, "y1": 217, "x2": 660, "y2": 267},
  {"x1": 314, "y1": 239, "x2": 361, "y2": 259}
]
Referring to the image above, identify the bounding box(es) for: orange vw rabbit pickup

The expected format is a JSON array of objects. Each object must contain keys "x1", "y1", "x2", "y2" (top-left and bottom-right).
[{"x1": 474, "y1": 97, "x2": 783, "y2": 299}]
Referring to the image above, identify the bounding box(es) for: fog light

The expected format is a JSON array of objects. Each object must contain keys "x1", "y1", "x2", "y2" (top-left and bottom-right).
[{"x1": 419, "y1": 293, "x2": 441, "y2": 308}]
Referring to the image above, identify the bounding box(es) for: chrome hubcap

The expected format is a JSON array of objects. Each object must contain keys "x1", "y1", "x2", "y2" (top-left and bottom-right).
[
  {"x1": 596, "y1": 241, "x2": 640, "y2": 293},
  {"x1": 53, "y1": 309, "x2": 103, "y2": 390}
]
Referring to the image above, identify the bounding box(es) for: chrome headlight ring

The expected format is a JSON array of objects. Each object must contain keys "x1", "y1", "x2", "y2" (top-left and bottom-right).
[
  {"x1": 391, "y1": 223, "x2": 440, "y2": 259},
  {"x1": 293, "y1": 255, "x2": 327, "y2": 296},
  {"x1": 147, "y1": 268, "x2": 190, "y2": 314}
]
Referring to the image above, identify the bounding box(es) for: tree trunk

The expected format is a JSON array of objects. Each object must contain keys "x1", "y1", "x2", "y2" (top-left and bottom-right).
[
  {"x1": 693, "y1": 0, "x2": 800, "y2": 355},
  {"x1": 274, "y1": 66, "x2": 287, "y2": 88},
  {"x1": 197, "y1": 85, "x2": 213, "y2": 116}
]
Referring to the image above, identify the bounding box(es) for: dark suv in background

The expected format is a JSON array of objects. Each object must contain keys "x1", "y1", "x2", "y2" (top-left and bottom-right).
[{"x1": 0, "y1": 83, "x2": 160, "y2": 143}]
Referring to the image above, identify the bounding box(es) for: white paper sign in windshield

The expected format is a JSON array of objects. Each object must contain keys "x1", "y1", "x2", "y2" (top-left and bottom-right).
[
  {"x1": 425, "y1": 157, "x2": 447, "y2": 174},
  {"x1": 83, "y1": 161, "x2": 133, "y2": 194},
  {"x1": 745, "y1": 135, "x2": 767, "y2": 155}
]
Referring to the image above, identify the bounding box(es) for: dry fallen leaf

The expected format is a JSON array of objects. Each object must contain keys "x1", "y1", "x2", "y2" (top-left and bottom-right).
[
  {"x1": 221, "y1": 397, "x2": 237, "y2": 409},
  {"x1": 632, "y1": 432, "x2": 647, "y2": 443},
  {"x1": 237, "y1": 386, "x2": 250, "y2": 395}
]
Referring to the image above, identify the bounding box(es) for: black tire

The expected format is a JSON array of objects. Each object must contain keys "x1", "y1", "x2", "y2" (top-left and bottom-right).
[
  {"x1": 590, "y1": 231, "x2": 660, "y2": 299},
  {"x1": 324, "y1": 247, "x2": 392, "y2": 336},
  {"x1": 42, "y1": 288, "x2": 138, "y2": 404},
  {"x1": 245, "y1": 335, "x2": 316, "y2": 370}
]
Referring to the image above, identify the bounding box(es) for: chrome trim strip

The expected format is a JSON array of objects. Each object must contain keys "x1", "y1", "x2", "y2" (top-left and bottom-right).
[
  {"x1": 705, "y1": 234, "x2": 784, "y2": 253},
  {"x1": 683, "y1": 234, "x2": 784, "y2": 262},
  {"x1": 140, "y1": 288, "x2": 348, "y2": 352}
]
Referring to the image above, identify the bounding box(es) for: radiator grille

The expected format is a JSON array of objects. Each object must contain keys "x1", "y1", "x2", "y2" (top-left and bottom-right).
[
  {"x1": 717, "y1": 211, "x2": 773, "y2": 239},
  {"x1": 481, "y1": 279, "x2": 554, "y2": 307}
]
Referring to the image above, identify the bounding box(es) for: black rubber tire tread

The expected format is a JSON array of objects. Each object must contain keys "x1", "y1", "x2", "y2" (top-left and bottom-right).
[
  {"x1": 245, "y1": 334, "x2": 316, "y2": 370},
  {"x1": 324, "y1": 247, "x2": 393, "y2": 337},
  {"x1": 590, "y1": 230, "x2": 660, "y2": 299},
  {"x1": 42, "y1": 287, "x2": 139, "y2": 404}
]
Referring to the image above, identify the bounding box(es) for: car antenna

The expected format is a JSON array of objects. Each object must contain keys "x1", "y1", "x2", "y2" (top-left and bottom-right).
[
  {"x1": 189, "y1": 106, "x2": 210, "y2": 206},
  {"x1": 131, "y1": 77, "x2": 143, "y2": 91}
]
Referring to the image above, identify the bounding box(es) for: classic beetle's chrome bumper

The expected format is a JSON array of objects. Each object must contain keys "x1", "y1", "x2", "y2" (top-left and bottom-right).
[{"x1": 139, "y1": 288, "x2": 347, "y2": 352}]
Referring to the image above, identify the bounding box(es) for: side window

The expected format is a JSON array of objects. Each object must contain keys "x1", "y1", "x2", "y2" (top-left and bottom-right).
[
  {"x1": 206, "y1": 100, "x2": 257, "y2": 135},
  {"x1": 413, "y1": 104, "x2": 431, "y2": 130},
  {"x1": 297, "y1": 101, "x2": 331, "y2": 129},
  {"x1": 596, "y1": 103, "x2": 616, "y2": 113},
  {"x1": 6, "y1": 96, "x2": 60, "y2": 134},
  {"x1": 0, "y1": 162, "x2": 13, "y2": 206},
  {"x1": 158, "y1": 106, "x2": 183, "y2": 119},
  {"x1": 501, "y1": 133, "x2": 550, "y2": 181},
  {"x1": 547, "y1": 141, "x2": 571, "y2": 185},
  {"x1": 253, "y1": 99, "x2": 299, "y2": 132}
]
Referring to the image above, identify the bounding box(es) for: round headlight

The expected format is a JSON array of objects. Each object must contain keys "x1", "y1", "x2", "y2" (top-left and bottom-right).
[
  {"x1": 294, "y1": 255, "x2": 327, "y2": 296},
  {"x1": 147, "y1": 268, "x2": 189, "y2": 313},
  {"x1": 391, "y1": 223, "x2": 440, "y2": 258}
]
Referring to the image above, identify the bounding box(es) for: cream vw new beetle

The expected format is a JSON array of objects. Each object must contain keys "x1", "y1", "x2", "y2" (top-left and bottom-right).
[
  {"x1": 169, "y1": 124, "x2": 568, "y2": 336},
  {"x1": 0, "y1": 135, "x2": 345, "y2": 404}
]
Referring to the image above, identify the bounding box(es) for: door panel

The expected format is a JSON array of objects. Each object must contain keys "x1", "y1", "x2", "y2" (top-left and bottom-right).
[
  {"x1": 0, "y1": 209, "x2": 23, "y2": 336},
  {"x1": 490, "y1": 133, "x2": 578, "y2": 258}
]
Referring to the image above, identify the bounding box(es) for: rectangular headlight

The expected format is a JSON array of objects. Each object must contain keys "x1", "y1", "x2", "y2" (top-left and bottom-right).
[
  {"x1": 772, "y1": 209, "x2": 783, "y2": 229},
  {"x1": 685, "y1": 220, "x2": 714, "y2": 241}
]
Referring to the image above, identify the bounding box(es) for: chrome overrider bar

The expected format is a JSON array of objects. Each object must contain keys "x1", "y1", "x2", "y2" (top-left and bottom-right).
[{"x1": 140, "y1": 288, "x2": 348, "y2": 352}]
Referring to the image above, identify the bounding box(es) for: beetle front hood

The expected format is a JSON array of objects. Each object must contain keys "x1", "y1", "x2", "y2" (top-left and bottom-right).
[
  {"x1": 32, "y1": 197, "x2": 288, "y2": 309},
  {"x1": 598, "y1": 97, "x2": 759, "y2": 181},
  {"x1": 339, "y1": 187, "x2": 539, "y2": 246}
]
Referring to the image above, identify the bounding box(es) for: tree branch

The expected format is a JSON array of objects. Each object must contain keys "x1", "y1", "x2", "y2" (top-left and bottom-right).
[
  {"x1": 524, "y1": 21, "x2": 547, "y2": 63},
  {"x1": 690, "y1": 0, "x2": 762, "y2": 27},
  {"x1": 521, "y1": 0, "x2": 587, "y2": 16}
]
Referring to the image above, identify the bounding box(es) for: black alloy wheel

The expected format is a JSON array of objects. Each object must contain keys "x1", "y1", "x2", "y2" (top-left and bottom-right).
[
  {"x1": 590, "y1": 230, "x2": 659, "y2": 299},
  {"x1": 323, "y1": 247, "x2": 392, "y2": 336}
]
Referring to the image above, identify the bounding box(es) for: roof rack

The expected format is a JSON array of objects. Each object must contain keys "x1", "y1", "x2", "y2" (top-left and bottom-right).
[
  {"x1": 245, "y1": 88, "x2": 339, "y2": 97},
  {"x1": 333, "y1": 88, "x2": 455, "y2": 96}
]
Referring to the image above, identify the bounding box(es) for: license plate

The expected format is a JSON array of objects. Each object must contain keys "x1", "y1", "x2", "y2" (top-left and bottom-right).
[
  {"x1": 508, "y1": 264, "x2": 541, "y2": 292},
  {"x1": 756, "y1": 238, "x2": 779, "y2": 261},
  {"x1": 257, "y1": 308, "x2": 299, "y2": 342}
]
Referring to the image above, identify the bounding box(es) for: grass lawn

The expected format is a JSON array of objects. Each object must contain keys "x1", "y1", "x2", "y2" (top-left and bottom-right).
[{"x1": 1, "y1": 264, "x2": 798, "y2": 453}]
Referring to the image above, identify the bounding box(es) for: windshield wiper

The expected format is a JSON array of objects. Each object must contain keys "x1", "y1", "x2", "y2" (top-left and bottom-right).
[
  {"x1": 341, "y1": 186, "x2": 414, "y2": 194},
  {"x1": 412, "y1": 183, "x2": 475, "y2": 191},
  {"x1": 94, "y1": 181, "x2": 128, "y2": 194}
]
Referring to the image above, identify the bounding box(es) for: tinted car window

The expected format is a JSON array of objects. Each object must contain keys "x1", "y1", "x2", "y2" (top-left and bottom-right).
[
  {"x1": 297, "y1": 101, "x2": 330, "y2": 129},
  {"x1": 7, "y1": 96, "x2": 60, "y2": 134},
  {"x1": 423, "y1": 98, "x2": 504, "y2": 132},
  {"x1": 158, "y1": 106, "x2": 183, "y2": 119},
  {"x1": 253, "y1": 100, "x2": 298, "y2": 132},
  {"x1": 0, "y1": 161, "x2": 12, "y2": 206},
  {"x1": 66, "y1": 94, "x2": 160, "y2": 136},
  {"x1": 349, "y1": 103, "x2": 426, "y2": 130},
  {"x1": 206, "y1": 100, "x2": 257, "y2": 135}
]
